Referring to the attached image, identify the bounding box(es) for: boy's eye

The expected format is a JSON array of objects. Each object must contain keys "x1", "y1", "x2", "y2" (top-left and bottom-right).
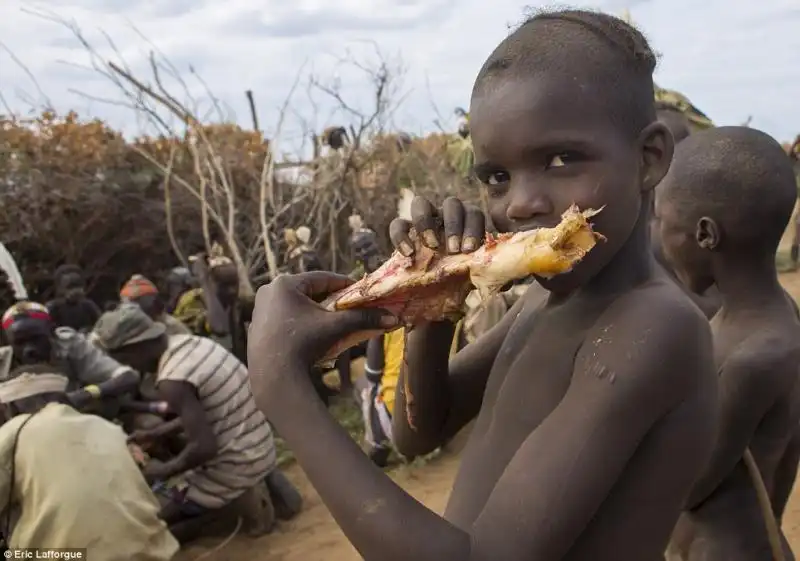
[
  {"x1": 478, "y1": 171, "x2": 509, "y2": 185},
  {"x1": 545, "y1": 152, "x2": 581, "y2": 169},
  {"x1": 486, "y1": 171, "x2": 510, "y2": 185}
]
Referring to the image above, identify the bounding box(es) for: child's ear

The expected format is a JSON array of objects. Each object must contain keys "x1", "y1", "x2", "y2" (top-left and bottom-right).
[
  {"x1": 639, "y1": 121, "x2": 675, "y2": 193},
  {"x1": 695, "y1": 217, "x2": 720, "y2": 251}
]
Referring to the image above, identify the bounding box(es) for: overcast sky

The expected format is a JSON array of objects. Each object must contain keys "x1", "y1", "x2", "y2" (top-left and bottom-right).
[{"x1": 1, "y1": 0, "x2": 798, "y2": 151}]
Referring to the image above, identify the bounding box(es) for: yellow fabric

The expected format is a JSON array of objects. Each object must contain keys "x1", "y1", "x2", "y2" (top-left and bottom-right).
[
  {"x1": 172, "y1": 288, "x2": 208, "y2": 336},
  {"x1": 379, "y1": 328, "x2": 461, "y2": 416},
  {"x1": 0, "y1": 403, "x2": 178, "y2": 558},
  {"x1": 379, "y1": 330, "x2": 405, "y2": 416}
]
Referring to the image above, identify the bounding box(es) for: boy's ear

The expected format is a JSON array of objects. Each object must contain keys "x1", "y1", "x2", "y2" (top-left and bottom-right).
[
  {"x1": 638, "y1": 121, "x2": 675, "y2": 193},
  {"x1": 695, "y1": 216, "x2": 720, "y2": 251}
]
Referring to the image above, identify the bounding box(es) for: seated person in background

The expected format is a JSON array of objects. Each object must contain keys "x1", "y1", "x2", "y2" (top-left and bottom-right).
[
  {"x1": 93, "y1": 304, "x2": 293, "y2": 537},
  {"x1": 46, "y1": 264, "x2": 101, "y2": 333},
  {"x1": 658, "y1": 127, "x2": 800, "y2": 561},
  {"x1": 121, "y1": 274, "x2": 191, "y2": 336},
  {"x1": 173, "y1": 244, "x2": 252, "y2": 364},
  {"x1": 0, "y1": 302, "x2": 140, "y2": 414},
  {"x1": 0, "y1": 363, "x2": 178, "y2": 558}
]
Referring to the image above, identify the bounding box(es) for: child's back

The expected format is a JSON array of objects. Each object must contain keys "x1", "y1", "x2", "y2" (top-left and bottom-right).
[{"x1": 655, "y1": 126, "x2": 800, "y2": 561}]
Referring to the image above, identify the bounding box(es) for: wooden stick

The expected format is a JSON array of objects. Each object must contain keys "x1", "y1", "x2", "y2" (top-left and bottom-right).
[
  {"x1": 743, "y1": 447, "x2": 786, "y2": 561},
  {"x1": 245, "y1": 90, "x2": 259, "y2": 133}
]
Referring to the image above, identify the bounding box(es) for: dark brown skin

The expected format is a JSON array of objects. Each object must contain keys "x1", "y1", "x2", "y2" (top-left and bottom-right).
[
  {"x1": 650, "y1": 108, "x2": 722, "y2": 320},
  {"x1": 247, "y1": 68, "x2": 718, "y2": 560},
  {"x1": 656, "y1": 175, "x2": 800, "y2": 561},
  {"x1": 110, "y1": 337, "x2": 217, "y2": 486},
  {"x1": 652, "y1": 230, "x2": 722, "y2": 319}
]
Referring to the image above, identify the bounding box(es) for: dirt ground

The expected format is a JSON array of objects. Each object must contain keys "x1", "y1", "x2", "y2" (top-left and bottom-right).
[{"x1": 181, "y1": 266, "x2": 800, "y2": 561}]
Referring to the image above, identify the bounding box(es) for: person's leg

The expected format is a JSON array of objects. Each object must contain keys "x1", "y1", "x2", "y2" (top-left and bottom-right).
[
  {"x1": 361, "y1": 383, "x2": 392, "y2": 467},
  {"x1": 157, "y1": 489, "x2": 222, "y2": 544},
  {"x1": 336, "y1": 349, "x2": 354, "y2": 397},
  {"x1": 265, "y1": 469, "x2": 303, "y2": 520},
  {"x1": 232, "y1": 483, "x2": 277, "y2": 536},
  {"x1": 310, "y1": 366, "x2": 336, "y2": 406}
]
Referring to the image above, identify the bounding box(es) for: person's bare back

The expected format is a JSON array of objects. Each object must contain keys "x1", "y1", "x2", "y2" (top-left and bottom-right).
[{"x1": 656, "y1": 126, "x2": 800, "y2": 561}]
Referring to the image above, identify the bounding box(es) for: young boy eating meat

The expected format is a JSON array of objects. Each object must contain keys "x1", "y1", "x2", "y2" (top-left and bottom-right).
[
  {"x1": 246, "y1": 10, "x2": 718, "y2": 561},
  {"x1": 656, "y1": 126, "x2": 800, "y2": 561}
]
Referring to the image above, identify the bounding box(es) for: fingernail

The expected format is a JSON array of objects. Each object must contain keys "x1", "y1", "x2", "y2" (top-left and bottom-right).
[
  {"x1": 399, "y1": 241, "x2": 414, "y2": 257},
  {"x1": 380, "y1": 315, "x2": 399, "y2": 328},
  {"x1": 462, "y1": 236, "x2": 477, "y2": 252},
  {"x1": 447, "y1": 235, "x2": 460, "y2": 254},
  {"x1": 422, "y1": 229, "x2": 439, "y2": 248}
]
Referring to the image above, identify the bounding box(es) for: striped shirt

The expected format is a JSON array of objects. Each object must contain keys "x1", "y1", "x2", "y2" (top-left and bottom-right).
[{"x1": 157, "y1": 334, "x2": 276, "y2": 509}]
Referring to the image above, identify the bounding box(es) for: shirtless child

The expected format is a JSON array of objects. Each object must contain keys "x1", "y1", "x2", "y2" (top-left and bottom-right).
[
  {"x1": 246, "y1": 10, "x2": 718, "y2": 561},
  {"x1": 656, "y1": 127, "x2": 800, "y2": 561},
  {"x1": 651, "y1": 106, "x2": 722, "y2": 319}
]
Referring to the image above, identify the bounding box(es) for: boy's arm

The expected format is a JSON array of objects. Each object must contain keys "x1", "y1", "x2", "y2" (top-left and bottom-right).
[
  {"x1": 65, "y1": 330, "x2": 141, "y2": 396},
  {"x1": 153, "y1": 380, "x2": 217, "y2": 478},
  {"x1": 686, "y1": 345, "x2": 792, "y2": 508},
  {"x1": 265, "y1": 295, "x2": 710, "y2": 561},
  {"x1": 391, "y1": 296, "x2": 522, "y2": 459}
]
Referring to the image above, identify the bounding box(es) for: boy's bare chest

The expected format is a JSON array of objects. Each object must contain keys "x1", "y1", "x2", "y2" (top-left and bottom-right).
[
  {"x1": 485, "y1": 308, "x2": 592, "y2": 433},
  {"x1": 445, "y1": 303, "x2": 606, "y2": 525}
]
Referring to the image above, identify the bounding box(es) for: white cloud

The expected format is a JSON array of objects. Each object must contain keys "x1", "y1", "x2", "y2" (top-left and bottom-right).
[{"x1": 1, "y1": 0, "x2": 797, "y2": 149}]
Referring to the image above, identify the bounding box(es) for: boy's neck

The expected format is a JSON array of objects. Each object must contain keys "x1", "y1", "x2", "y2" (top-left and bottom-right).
[
  {"x1": 713, "y1": 252, "x2": 784, "y2": 312},
  {"x1": 582, "y1": 209, "x2": 654, "y2": 298}
]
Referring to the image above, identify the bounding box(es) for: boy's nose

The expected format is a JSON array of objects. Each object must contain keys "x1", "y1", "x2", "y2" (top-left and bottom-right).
[{"x1": 506, "y1": 188, "x2": 553, "y2": 222}]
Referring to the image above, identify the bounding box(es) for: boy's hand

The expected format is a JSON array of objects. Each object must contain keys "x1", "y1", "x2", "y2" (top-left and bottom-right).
[
  {"x1": 389, "y1": 196, "x2": 485, "y2": 257},
  {"x1": 247, "y1": 272, "x2": 398, "y2": 403},
  {"x1": 66, "y1": 388, "x2": 94, "y2": 409}
]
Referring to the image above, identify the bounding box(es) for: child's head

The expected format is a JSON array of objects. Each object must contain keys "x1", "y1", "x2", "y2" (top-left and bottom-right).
[
  {"x1": 470, "y1": 9, "x2": 673, "y2": 291},
  {"x1": 654, "y1": 126, "x2": 796, "y2": 294},
  {"x1": 656, "y1": 107, "x2": 691, "y2": 144}
]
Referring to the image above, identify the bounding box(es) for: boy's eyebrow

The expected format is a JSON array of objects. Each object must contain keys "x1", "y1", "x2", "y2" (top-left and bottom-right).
[{"x1": 517, "y1": 135, "x2": 599, "y2": 154}]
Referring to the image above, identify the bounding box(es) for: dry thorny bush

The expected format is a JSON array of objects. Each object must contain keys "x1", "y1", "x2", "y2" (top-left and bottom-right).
[{"x1": 0, "y1": 14, "x2": 479, "y2": 306}]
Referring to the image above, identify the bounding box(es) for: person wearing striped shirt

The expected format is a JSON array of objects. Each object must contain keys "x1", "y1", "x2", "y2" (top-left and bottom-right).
[{"x1": 92, "y1": 303, "x2": 276, "y2": 530}]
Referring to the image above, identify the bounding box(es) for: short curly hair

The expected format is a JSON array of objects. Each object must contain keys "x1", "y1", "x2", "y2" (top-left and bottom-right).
[{"x1": 473, "y1": 8, "x2": 658, "y2": 138}]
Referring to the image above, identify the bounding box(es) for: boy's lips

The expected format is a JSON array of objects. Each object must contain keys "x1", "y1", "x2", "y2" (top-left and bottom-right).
[{"x1": 512, "y1": 220, "x2": 559, "y2": 233}]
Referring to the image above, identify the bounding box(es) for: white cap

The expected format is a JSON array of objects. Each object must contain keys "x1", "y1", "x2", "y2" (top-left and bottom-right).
[{"x1": 0, "y1": 373, "x2": 69, "y2": 403}]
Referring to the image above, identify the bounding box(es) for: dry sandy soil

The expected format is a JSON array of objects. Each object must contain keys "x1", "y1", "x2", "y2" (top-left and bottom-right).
[{"x1": 180, "y1": 265, "x2": 800, "y2": 561}]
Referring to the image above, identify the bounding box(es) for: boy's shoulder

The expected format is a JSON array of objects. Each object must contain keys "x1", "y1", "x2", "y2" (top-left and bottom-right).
[
  {"x1": 573, "y1": 278, "x2": 714, "y2": 399},
  {"x1": 719, "y1": 311, "x2": 800, "y2": 388}
]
